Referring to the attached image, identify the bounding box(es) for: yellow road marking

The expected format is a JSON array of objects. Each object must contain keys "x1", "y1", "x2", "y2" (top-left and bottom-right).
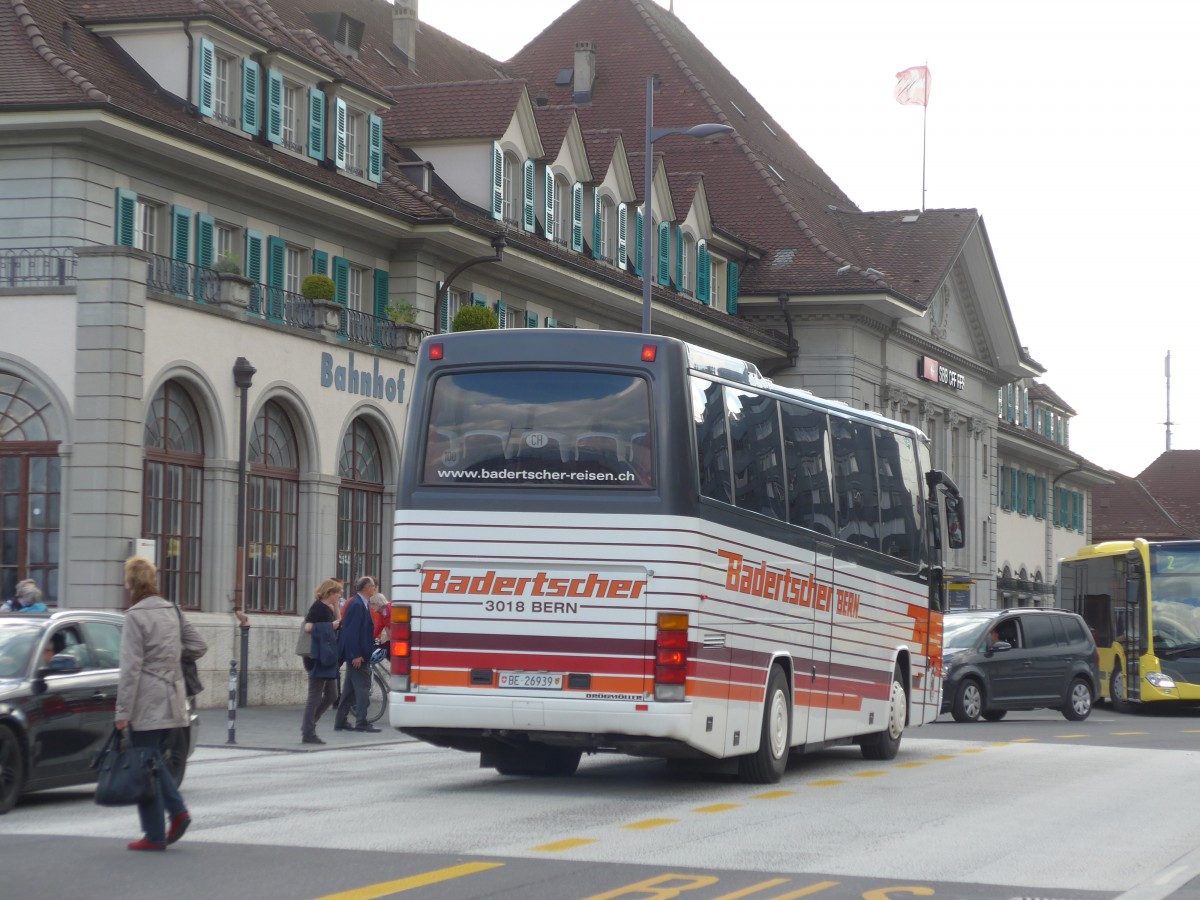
[
  {"x1": 753, "y1": 790, "x2": 796, "y2": 799},
  {"x1": 532, "y1": 838, "x2": 598, "y2": 852},
  {"x1": 623, "y1": 818, "x2": 677, "y2": 830},
  {"x1": 929, "y1": 754, "x2": 957, "y2": 760},
  {"x1": 711, "y1": 879, "x2": 792, "y2": 899},
  {"x1": 1009, "y1": 738, "x2": 1037, "y2": 743},
  {"x1": 960, "y1": 747, "x2": 984, "y2": 753},
  {"x1": 311, "y1": 862, "x2": 503, "y2": 899},
  {"x1": 808, "y1": 779, "x2": 844, "y2": 787},
  {"x1": 854, "y1": 770, "x2": 886, "y2": 778},
  {"x1": 1055, "y1": 734, "x2": 1087, "y2": 739},
  {"x1": 693, "y1": 802, "x2": 741, "y2": 813},
  {"x1": 769, "y1": 880, "x2": 840, "y2": 898},
  {"x1": 1113, "y1": 731, "x2": 1147, "y2": 735},
  {"x1": 895, "y1": 761, "x2": 925, "y2": 768}
]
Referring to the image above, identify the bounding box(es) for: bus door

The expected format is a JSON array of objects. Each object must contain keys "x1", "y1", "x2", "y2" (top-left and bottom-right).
[
  {"x1": 805, "y1": 541, "x2": 836, "y2": 744},
  {"x1": 1122, "y1": 557, "x2": 1145, "y2": 702}
]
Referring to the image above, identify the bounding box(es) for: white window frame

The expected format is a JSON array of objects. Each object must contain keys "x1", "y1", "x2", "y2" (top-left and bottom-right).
[
  {"x1": 553, "y1": 174, "x2": 570, "y2": 245},
  {"x1": 502, "y1": 153, "x2": 519, "y2": 225},
  {"x1": 281, "y1": 81, "x2": 300, "y2": 150},
  {"x1": 681, "y1": 232, "x2": 694, "y2": 296},
  {"x1": 599, "y1": 195, "x2": 613, "y2": 261},
  {"x1": 285, "y1": 246, "x2": 302, "y2": 295},
  {"x1": 348, "y1": 264, "x2": 364, "y2": 312},
  {"x1": 344, "y1": 111, "x2": 361, "y2": 174},
  {"x1": 134, "y1": 199, "x2": 159, "y2": 253}
]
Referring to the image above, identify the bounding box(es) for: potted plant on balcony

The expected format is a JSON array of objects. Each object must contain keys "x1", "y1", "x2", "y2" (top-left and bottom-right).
[
  {"x1": 452, "y1": 305, "x2": 498, "y2": 332},
  {"x1": 301, "y1": 274, "x2": 342, "y2": 335},
  {"x1": 213, "y1": 253, "x2": 253, "y2": 308}
]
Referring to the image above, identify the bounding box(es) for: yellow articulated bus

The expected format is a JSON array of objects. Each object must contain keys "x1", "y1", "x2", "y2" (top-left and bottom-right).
[{"x1": 1058, "y1": 540, "x2": 1200, "y2": 710}]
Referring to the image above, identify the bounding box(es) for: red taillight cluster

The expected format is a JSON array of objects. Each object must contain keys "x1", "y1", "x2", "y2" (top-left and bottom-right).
[
  {"x1": 654, "y1": 612, "x2": 688, "y2": 698},
  {"x1": 390, "y1": 604, "x2": 412, "y2": 677}
]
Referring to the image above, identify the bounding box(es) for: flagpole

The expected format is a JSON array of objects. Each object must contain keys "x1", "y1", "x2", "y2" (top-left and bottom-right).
[{"x1": 921, "y1": 60, "x2": 928, "y2": 212}]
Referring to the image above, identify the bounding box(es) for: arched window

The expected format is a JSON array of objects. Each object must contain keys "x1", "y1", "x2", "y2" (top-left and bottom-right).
[
  {"x1": 143, "y1": 380, "x2": 204, "y2": 608},
  {"x1": 682, "y1": 233, "x2": 695, "y2": 296},
  {"x1": 0, "y1": 372, "x2": 61, "y2": 604},
  {"x1": 337, "y1": 418, "x2": 383, "y2": 588},
  {"x1": 599, "y1": 195, "x2": 614, "y2": 262},
  {"x1": 502, "y1": 152, "x2": 520, "y2": 225},
  {"x1": 245, "y1": 400, "x2": 299, "y2": 613}
]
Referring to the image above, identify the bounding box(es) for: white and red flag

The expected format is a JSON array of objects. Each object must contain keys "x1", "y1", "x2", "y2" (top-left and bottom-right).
[{"x1": 893, "y1": 66, "x2": 931, "y2": 107}]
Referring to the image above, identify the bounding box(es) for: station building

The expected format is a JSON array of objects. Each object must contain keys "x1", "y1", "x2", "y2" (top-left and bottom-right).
[{"x1": 0, "y1": 0, "x2": 1106, "y2": 701}]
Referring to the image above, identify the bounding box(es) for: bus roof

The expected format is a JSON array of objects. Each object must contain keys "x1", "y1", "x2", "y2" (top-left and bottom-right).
[
  {"x1": 420, "y1": 329, "x2": 927, "y2": 440},
  {"x1": 1061, "y1": 539, "x2": 1200, "y2": 562}
]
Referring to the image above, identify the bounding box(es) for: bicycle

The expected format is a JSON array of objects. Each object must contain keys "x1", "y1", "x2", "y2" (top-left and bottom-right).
[{"x1": 365, "y1": 644, "x2": 390, "y2": 724}]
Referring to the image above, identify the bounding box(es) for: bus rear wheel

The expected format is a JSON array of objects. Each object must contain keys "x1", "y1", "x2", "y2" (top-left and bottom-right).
[
  {"x1": 489, "y1": 743, "x2": 582, "y2": 777},
  {"x1": 859, "y1": 668, "x2": 906, "y2": 760},
  {"x1": 1110, "y1": 667, "x2": 1132, "y2": 714},
  {"x1": 738, "y1": 665, "x2": 791, "y2": 784}
]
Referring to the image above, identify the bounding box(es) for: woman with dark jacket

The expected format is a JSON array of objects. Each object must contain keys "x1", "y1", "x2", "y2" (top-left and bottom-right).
[
  {"x1": 115, "y1": 556, "x2": 208, "y2": 851},
  {"x1": 300, "y1": 578, "x2": 342, "y2": 744}
]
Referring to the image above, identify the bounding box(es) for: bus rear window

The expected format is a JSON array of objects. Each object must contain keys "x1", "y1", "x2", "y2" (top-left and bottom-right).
[{"x1": 421, "y1": 370, "x2": 653, "y2": 488}]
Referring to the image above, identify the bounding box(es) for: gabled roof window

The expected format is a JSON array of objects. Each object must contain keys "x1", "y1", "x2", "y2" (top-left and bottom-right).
[{"x1": 308, "y1": 12, "x2": 365, "y2": 59}]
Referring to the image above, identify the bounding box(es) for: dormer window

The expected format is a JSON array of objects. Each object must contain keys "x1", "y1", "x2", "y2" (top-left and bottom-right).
[{"x1": 331, "y1": 97, "x2": 383, "y2": 183}]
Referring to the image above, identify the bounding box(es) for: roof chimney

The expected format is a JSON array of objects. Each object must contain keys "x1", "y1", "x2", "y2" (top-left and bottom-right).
[
  {"x1": 393, "y1": 0, "x2": 418, "y2": 71},
  {"x1": 573, "y1": 40, "x2": 596, "y2": 104}
]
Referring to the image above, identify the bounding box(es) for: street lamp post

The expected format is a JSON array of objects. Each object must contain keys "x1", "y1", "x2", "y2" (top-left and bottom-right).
[
  {"x1": 641, "y1": 75, "x2": 735, "y2": 334},
  {"x1": 434, "y1": 232, "x2": 506, "y2": 332}
]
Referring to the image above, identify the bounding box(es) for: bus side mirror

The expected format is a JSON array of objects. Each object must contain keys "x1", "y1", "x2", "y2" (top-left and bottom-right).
[{"x1": 944, "y1": 495, "x2": 965, "y2": 550}]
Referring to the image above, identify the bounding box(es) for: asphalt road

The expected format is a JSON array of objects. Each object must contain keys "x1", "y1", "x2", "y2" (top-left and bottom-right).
[{"x1": 3, "y1": 706, "x2": 1200, "y2": 900}]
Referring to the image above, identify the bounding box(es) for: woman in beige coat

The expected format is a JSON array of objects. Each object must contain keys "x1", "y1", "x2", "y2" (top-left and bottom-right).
[{"x1": 115, "y1": 556, "x2": 207, "y2": 851}]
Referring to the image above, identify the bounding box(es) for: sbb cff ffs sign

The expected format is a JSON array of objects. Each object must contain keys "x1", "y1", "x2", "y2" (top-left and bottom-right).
[{"x1": 918, "y1": 355, "x2": 965, "y2": 391}]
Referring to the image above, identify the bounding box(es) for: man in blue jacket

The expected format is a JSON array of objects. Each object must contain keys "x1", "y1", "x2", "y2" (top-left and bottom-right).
[{"x1": 334, "y1": 575, "x2": 381, "y2": 733}]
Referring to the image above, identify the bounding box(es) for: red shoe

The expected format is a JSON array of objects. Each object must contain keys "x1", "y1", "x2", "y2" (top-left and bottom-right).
[
  {"x1": 167, "y1": 811, "x2": 191, "y2": 845},
  {"x1": 127, "y1": 838, "x2": 167, "y2": 851}
]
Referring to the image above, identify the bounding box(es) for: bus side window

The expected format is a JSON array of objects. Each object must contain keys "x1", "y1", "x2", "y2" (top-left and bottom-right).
[
  {"x1": 781, "y1": 405, "x2": 834, "y2": 537},
  {"x1": 691, "y1": 376, "x2": 731, "y2": 503}
]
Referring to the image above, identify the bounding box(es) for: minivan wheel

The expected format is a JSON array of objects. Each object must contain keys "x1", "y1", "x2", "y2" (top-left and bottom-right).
[
  {"x1": 951, "y1": 679, "x2": 983, "y2": 723},
  {"x1": 1062, "y1": 678, "x2": 1094, "y2": 721}
]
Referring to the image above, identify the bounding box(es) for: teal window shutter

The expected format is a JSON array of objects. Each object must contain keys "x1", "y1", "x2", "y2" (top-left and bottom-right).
[
  {"x1": 525, "y1": 310, "x2": 538, "y2": 328},
  {"x1": 544, "y1": 169, "x2": 555, "y2": 238},
  {"x1": 726, "y1": 261, "x2": 739, "y2": 314},
  {"x1": 266, "y1": 70, "x2": 283, "y2": 143},
  {"x1": 439, "y1": 295, "x2": 450, "y2": 333},
  {"x1": 195, "y1": 213, "x2": 215, "y2": 269},
  {"x1": 656, "y1": 221, "x2": 670, "y2": 286},
  {"x1": 312, "y1": 249, "x2": 328, "y2": 275},
  {"x1": 696, "y1": 239, "x2": 711, "y2": 304},
  {"x1": 241, "y1": 59, "x2": 260, "y2": 135},
  {"x1": 333, "y1": 98, "x2": 348, "y2": 170},
  {"x1": 307, "y1": 89, "x2": 325, "y2": 161},
  {"x1": 266, "y1": 236, "x2": 285, "y2": 288},
  {"x1": 367, "y1": 114, "x2": 384, "y2": 183},
  {"x1": 170, "y1": 205, "x2": 191, "y2": 295},
  {"x1": 266, "y1": 235, "x2": 285, "y2": 320},
  {"x1": 115, "y1": 188, "x2": 137, "y2": 246},
  {"x1": 491, "y1": 143, "x2": 503, "y2": 220},
  {"x1": 471, "y1": 292, "x2": 487, "y2": 307},
  {"x1": 634, "y1": 207, "x2": 643, "y2": 275},
  {"x1": 592, "y1": 191, "x2": 602, "y2": 259},
  {"x1": 332, "y1": 256, "x2": 349, "y2": 307},
  {"x1": 545, "y1": 317, "x2": 558, "y2": 328},
  {"x1": 246, "y1": 229, "x2": 263, "y2": 313},
  {"x1": 496, "y1": 301, "x2": 508, "y2": 328},
  {"x1": 675, "y1": 229, "x2": 683, "y2": 287},
  {"x1": 197, "y1": 39, "x2": 215, "y2": 117},
  {"x1": 1039, "y1": 477, "x2": 1047, "y2": 519},
  {"x1": 522, "y1": 160, "x2": 536, "y2": 231},
  {"x1": 373, "y1": 269, "x2": 389, "y2": 319},
  {"x1": 1072, "y1": 492, "x2": 1083, "y2": 531},
  {"x1": 617, "y1": 203, "x2": 627, "y2": 267},
  {"x1": 571, "y1": 182, "x2": 584, "y2": 252}
]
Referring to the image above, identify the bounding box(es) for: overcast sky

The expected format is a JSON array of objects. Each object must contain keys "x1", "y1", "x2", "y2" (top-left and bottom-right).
[{"x1": 423, "y1": 0, "x2": 1197, "y2": 478}]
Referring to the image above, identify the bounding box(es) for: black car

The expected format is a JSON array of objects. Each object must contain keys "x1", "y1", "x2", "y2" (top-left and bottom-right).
[
  {"x1": 0, "y1": 610, "x2": 199, "y2": 814},
  {"x1": 940, "y1": 608, "x2": 1100, "y2": 723}
]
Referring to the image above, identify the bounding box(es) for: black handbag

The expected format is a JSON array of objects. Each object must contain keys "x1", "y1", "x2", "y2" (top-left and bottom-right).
[
  {"x1": 173, "y1": 602, "x2": 204, "y2": 696},
  {"x1": 93, "y1": 729, "x2": 158, "y2": 807}
]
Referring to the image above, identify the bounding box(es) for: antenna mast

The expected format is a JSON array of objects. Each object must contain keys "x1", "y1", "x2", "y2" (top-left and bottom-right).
[{"x1": 1165, "y1": 350, "x2": 1173, "y2": 452}]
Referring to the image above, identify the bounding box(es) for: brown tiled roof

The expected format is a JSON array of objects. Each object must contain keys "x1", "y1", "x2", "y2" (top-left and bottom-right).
[
  {"x1": 580, "y1": 128, "x2": 623, "y2": 183},
  {"x1": 506, "y1": 0, "x2": 975, "y2": 303},
  {"x1": 532, "y1": 105, "x2": 577, "y2": 162},
  {"x1": 384, "y1": 79, "x2": 528, "y2": 143},
  {"x1": 1029, "y1": 381, "x2": 1076, "y2": 415},
  {"x1": 1091, "y1": 471, "x2": 1189, "y2": 543},
  {"x1": 1136, "y1": 450, "x2": 1200, "y2": 536}
]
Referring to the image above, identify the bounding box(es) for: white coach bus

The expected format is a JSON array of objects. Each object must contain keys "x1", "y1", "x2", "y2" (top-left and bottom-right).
[{"x1": 386, "y1": 330, "x2": 963, "y2": 782}]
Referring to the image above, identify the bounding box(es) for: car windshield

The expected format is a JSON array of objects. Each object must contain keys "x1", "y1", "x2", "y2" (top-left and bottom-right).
[
  {"x1": 942, "y1": 615, "x2": 990, "y2": 650},
  {"x1": 0, "y1": 623, "x2": 39, "y2": 677}
]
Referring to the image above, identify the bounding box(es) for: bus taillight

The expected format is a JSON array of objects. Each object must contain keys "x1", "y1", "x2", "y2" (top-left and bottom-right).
[
  {"x1": 390, "y1": 604, "x2": 412, "y2": 690},
  {"x1": 654, "y1": 611, "x2": 688, "y2": 701}
]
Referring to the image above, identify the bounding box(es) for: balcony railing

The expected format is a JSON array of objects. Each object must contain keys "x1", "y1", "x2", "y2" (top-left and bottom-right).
[{"x1": 0, "y1": 247, "x2": 76, "y2": 287}]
